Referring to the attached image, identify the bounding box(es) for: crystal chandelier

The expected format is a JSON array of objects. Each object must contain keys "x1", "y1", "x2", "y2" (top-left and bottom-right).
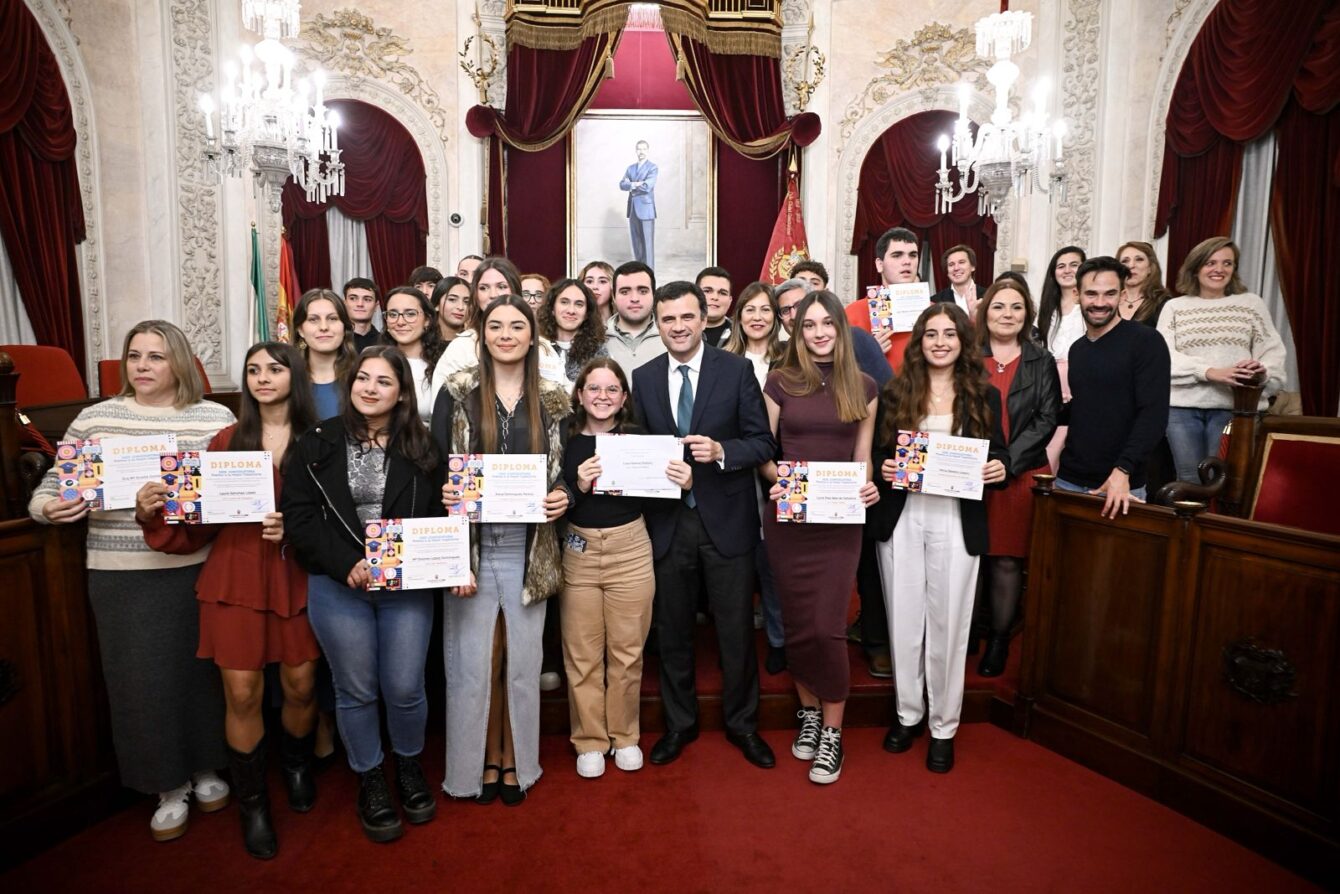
[
  {"x1": 197, "y1": 1, "x2": 344, "y2": 212},
  {"x1": 934, "y1": 10, "x2": 1066, "y2": 218}
]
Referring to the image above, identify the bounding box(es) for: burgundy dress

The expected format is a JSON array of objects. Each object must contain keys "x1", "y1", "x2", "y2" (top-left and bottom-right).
[
  {"x1": 985, "y1": 357, "x2": 1050, "y2": 558},
  {"x1": 762, "y1": 364, "x2": 877, "y2": 702}
]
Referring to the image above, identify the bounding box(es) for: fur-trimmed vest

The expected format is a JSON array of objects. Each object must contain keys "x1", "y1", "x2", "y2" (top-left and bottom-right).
[{"x1": 432, "y1": 369, "x2": 572, "y2": 605}]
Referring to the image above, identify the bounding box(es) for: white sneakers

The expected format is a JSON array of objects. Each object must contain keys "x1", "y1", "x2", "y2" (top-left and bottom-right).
[
  {"x1": 576, "y1": 751, "x2": 606, "y2": 778},
  {"x1": 150, "y1": 783, "x2": 192, "y2": 841},
  {"x1": 150, "y1": 772, "x2": 231, "y2": 841},
  {"x1": 612, "y1": 745, "x2": 643, "y2": 772},
  {"x1": 191, "y1": 770, "x2": 231, "y2": 812}
]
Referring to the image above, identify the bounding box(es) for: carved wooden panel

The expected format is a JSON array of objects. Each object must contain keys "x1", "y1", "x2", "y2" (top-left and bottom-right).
[{"x1": 0, "y1": 527, "x2": 50, "y2": 800}]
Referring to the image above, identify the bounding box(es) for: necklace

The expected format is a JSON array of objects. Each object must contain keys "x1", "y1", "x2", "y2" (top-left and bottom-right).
[
  {"x1": 495, "y1": 394, "x2": 518, "y2": 450},
  {"x1": 929, "y1": 387, "x2": 953, "y2": 406}
]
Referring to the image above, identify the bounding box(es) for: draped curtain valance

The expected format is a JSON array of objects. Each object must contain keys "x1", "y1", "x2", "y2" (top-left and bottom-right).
[{"x1": 507, "y1": 0, "x2": 781, "y2": 56}]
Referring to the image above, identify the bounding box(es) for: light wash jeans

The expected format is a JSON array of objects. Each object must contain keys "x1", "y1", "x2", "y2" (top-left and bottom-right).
[
  {"x1": 1054, "y1": 477, "x2": 1147, "y2": 501},
  {"x1": 306, "y1": 574, "x2": 434, "y2": 773},
  {"x1": 1166, "y1": 406, "x2": 1233, "y2": 484}
]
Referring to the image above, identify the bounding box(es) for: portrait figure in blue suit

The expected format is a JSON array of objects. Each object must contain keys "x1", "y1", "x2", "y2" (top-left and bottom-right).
[{"x1": 620, "y1": 139, "x2": 658, "y2": 269}]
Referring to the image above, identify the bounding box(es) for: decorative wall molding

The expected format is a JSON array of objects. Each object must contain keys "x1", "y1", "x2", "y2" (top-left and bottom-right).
[
  {"x1": 476, "y1": 5, "x2": 507, "y2": 110},
  {"x1": 25, "y1": 0, "x2": 103, "y2": 382},
  {"x1": 168, "y1": 0, "x2": 226, "y2": 375},
  {"x1": 832, "y1": 85, "x2": 995, "y2": 298},
  {"x1": 836, "y1": 23, "x2": 990, "y2": 151},
  {"x1": 321, "y1": 75, "x2": 452, "y2": 268},
  {"x1": 1145, "y1": 0, "x2": 1217, "y2": 235},
  {"x1": 781, "y1": 0, "x2": 809, "y2": 26},
  {"x1": 1053, "y1": 0, "x2": 1102, "y2": 250},
  {"x1": 780, "y1": 11, "x2": 812, "y2": 117},
  {"x1": 294, "y1": 9, "x2": 452, "y2": 145},
  {"x1": 49, "y1": 0, "x2": 75, "y2": 41}
]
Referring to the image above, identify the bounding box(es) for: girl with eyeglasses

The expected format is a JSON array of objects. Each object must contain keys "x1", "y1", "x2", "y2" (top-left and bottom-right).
[{"x1": 381, "y1": 286, "x2": 446, "y2": 425}]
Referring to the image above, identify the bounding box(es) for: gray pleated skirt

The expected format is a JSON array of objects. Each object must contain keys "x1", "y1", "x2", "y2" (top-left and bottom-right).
[
  {"x1": 88, "y1": 566, "x2": 227, "y2": 794},
  {"x1": 442, "y1": 524, "x2": 547, "y2": 797}
]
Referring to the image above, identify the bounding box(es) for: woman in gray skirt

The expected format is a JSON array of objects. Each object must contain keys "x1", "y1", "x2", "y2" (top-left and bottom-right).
[
  {"x1": 29, "y1": 320, "x2": 235, "y2": 841},
  {"x1": 431, "y1": 295, "x2": 571, "y2": 805}
]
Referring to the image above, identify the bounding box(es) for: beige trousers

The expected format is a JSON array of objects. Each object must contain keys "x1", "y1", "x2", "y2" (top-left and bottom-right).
[{"x1": 561, "y1": 518, "x2": 656, "y2": 753}]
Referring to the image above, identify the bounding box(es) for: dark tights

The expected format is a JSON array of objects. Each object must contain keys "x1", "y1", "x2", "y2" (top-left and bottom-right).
[{"x1": 986, "y1": 556, "x2": 1023, "y2": 636}]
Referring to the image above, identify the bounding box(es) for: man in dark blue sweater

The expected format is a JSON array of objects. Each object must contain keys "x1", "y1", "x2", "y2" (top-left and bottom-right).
[{"x1": 1058, "y1": 256, "x2": 1171, "y2": 518}]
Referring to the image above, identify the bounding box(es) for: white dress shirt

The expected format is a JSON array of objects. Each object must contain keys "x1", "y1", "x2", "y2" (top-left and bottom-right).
[{"x1": 667, "y1": 342, "x2": 705, "y2": 431}]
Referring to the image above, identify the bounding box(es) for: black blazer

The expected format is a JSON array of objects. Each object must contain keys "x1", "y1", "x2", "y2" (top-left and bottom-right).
[
  {"x1": 632, "y1": 345, "x2": 776, "y2": 560},
  {"x1": 983, "y1": 340, "x2": 1062, "y2": 476},
  {"x1": 868, "y1": 386, "x2": 1009, "y2": 556},
  {"x1": 931, "y1": 284, "x2": 986, "y2": 307},
  {"x1": 281, "y1": 416, "x2": 446, "y2": 581}
]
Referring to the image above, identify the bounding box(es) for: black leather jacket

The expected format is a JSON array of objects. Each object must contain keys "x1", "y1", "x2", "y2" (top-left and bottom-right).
[{"x1": 983, "y1": 339, "x2": 1062, "y2": 477}]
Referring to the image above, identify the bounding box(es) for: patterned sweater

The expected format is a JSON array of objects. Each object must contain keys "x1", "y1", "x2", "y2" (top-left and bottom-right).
[
  {"x1": 27, "y1": 396, "x2": 236, "y2": 571},
  {"x1": 1155, "y1": 293, "x2": 1286, "y2": 411}
]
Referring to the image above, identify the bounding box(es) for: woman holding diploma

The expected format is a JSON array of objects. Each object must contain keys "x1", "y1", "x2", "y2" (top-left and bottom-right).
[
  {"x1": 293, "y1": 288, "x2": 357, "y2": 419},
  {"x1": 760, "y1": 291, "x2": 880, "y2": 785},
  {"x1": 872, "y1": 304, "x2": 1008, "y2": 773},
  {"x1": 561, "y1": 359, "x2": 690, "y2": 777},
  {"x1": 282, "y1": 346, "x2": 445, "y2": 843},
  {"x1": 28, "y1": 320, "x2": 235, "y2": 842},
  {"x1": 138, "y1": 341, "x2": 321, "y2": 859},
  {"x1": 974, "y1": 282, "x2": 1060, "y2": 677},
  {"x1": 431, "y1": 295, "x2": 572, "y2": 805}
]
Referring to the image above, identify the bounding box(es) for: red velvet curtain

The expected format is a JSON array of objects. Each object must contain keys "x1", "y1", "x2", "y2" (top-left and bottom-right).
[
  {"x1": 716, "y1": 141, "x2": 784, "y2": 296},
  {"x1": 0, "y1": 0, "x2": 86, "y2": 372},
  {"x1": 666, "y1": 34, "x2": 820, "y2": 159},
  {"x1": 281, "y1": 99, "x2": 427, "y2": 292},
  {"x1": 466, "y1": 35, "x2": 623, "y2": 264},
  {"x1": 850, "y1": 110, "x2": 996, "y2": 293}
]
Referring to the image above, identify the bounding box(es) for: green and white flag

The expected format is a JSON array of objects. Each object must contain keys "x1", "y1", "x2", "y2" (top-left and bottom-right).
[{"x1": 250, "y1": 224, "x2": 270, "y2": 343}]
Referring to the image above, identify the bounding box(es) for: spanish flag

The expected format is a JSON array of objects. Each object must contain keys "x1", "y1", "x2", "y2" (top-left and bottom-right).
[
  {"x1": 276, "y1": 231, "x2": 301, "y2": 343},
  {"x1": 759, "y1": 166, "x2": 810, "y2": 284}
]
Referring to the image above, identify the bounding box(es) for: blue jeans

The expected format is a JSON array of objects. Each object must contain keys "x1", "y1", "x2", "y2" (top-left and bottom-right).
[
  {"x1": 1054, "y1": 477, "x2": 1147, "y2": 500},
  {"x1": 1166, "y1": 407, "x2": 1233, "y2": 484},
  {"x1": 306, "y1": 574, "x2": 435, "y2": 773}
]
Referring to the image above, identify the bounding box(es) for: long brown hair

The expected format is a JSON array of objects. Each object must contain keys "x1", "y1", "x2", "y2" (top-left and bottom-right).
[
  {"x1": 381, "y1": 285, "x2": 447, "y2": 376},
  {"x1": 538, "y1": 278, "x2": 606, "y2": 370},
  {"x1": 341, "y1": 346, "x2": 440, "y2": 475},
  {"x1": 880, "y1": 304, "x2": 994, "y2": 444},
  {"x1": 1038, "y1": 245, "x2": 1086, "y2": 345},
  {"x1": 567, "y1": 357, "x2": 636, "y2": 437},
  {"x1": 723, "y1": 281, "x2": 786, "y2": 366},
  {"x1": 476, "y1": 295, "x2": 546, "y2": 454},
  {"x1": 293, "y1": 288, "x2": 357, "y2": 385},
  {"x1": 467, "y1": 257, "x2": 523, "y2": 328},
  {"x1": 232, "y1": 342, "x2": 316, "y2": 473},
  {"x1": 1116, "y1": 240, "x2": 1170, "y2": 322},
  {"x1": 118, "y1": 319, "x2": 202, "y2": 409},
  {"x1": 776, "y1": 291, "x2": 869, "y2": 423},
  {"x1": 1175, "y1": 236, "x2": 1246, "y2": 297}
]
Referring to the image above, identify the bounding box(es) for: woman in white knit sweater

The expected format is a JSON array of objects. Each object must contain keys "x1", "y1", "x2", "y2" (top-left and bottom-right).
[
  {"x1": 30, "y1": 320, "x2": 235, "y2": 841},
  {"x1": 1157, "y1": 237, "x2": 1286, "y2": 483}
]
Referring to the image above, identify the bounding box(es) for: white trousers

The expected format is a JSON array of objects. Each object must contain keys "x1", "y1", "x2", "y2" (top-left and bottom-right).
[{"x1": 875, "y1": 494, "x2": 980, "y2": 739}]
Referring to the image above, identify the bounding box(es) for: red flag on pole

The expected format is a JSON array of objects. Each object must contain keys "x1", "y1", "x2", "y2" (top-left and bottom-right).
[
  {"x1": 759, "y1": 167, "x2": 810, "y2": 284},
  {"x1": 276, "y1": 230, "x2": 302, "y2": 343}
]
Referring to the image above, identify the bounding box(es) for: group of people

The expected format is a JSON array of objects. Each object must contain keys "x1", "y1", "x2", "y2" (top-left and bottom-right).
[{"x1": 27, "y1": 227, "x2": 1286, "y2": 857}]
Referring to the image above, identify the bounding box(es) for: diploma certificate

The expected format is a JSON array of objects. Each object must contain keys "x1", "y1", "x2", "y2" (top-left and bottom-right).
[
  {"x1": 593, "y1": 434, "x2": 682, "y2": 499},
  {"x1": 889, "y1": 431, "x2": 989, "y2": 501},
  {"x1": 866, "y1": 282, "x2": 932, "y2": 333},
  {"x1": 365, "y1": 517, "x2": 470, "y2": 591},
  {"x1": 776, "y1": 460, "x2": 866, "y2": 524},
  {"x1": 445, "y1": 453, "x2": 548, "y2": 523},
  {"x1": 160, "y1": 450, "x2": 275, "y2": 524},
  {"x1": 56, "y1": 434, "x2": 178, "y2": 510}
]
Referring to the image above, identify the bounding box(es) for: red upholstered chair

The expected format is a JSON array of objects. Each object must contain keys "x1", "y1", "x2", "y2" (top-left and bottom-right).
[
  {"x1": 1246, "y1": 430, "x2": 1340, "y2": 536},
  {"x1": 97, "y1": 356, "x2": 213, "y2": 396},
  {"x1": 1, "y1": 344, "x2": 87, "y2": 405}
]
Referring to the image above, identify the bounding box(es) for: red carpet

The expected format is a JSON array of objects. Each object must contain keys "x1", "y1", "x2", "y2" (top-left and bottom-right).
[{"x1": 3, "y1": 726, "x2": 1315, "y2": 893}]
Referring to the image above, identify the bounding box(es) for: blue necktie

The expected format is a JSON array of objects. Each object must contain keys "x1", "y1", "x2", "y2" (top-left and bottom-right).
[{"x1": 677, "y1": 365, "x2": 696, "y2": 508}]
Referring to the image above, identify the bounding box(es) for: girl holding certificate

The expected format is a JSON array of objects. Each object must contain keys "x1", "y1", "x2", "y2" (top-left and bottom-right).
[
  {"x1": 560, "y1": 359, "x2": 691, "y2": 778},
  {"x1": 759, "y1": 291, "x2": 880, "y2": 785},
  {"x1": 282, "y1": 346, "x2": 445, "y2": 843},
  {"x1": 293, "y1": 288, "x2": 357, "y2": 419},
  {"x1": 28, "y1": 320, "x2": 235, "y2": 842},
  {"x1": 432, "y1": 296, "x2": 572, "y2": 806},
  {"x1": 871, "y1": 304, "x2": 1008, "y2": 773},
  {"x1": 975, "y1": 282, "x2": 1061, "y2": 677},
  {"x1": 137, "y1": 341, "x2": 321, "y2": 859},
  {"x1": 381, "y1": 286, "x2": 446, "y2": 425}
]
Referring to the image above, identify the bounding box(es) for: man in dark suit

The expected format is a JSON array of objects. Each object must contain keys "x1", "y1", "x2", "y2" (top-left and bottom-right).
[
  {"x1": 632, "y1": 281, "x2": 777, "y2": 769},
  {"x1": 931, "y1": 243, "x2": 987, "y2": 315}
]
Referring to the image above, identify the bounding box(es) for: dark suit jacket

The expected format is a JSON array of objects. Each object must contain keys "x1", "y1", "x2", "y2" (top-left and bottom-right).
[
  {"x1": 931, "y1": 284, "x2": 986, "y2": 309},
  {"x1": 632, "y1": 345, "x2": 776, "y2": 560},
  {"x1": 868, "y1": 386, "x2": 1009, "y2": 556}
]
